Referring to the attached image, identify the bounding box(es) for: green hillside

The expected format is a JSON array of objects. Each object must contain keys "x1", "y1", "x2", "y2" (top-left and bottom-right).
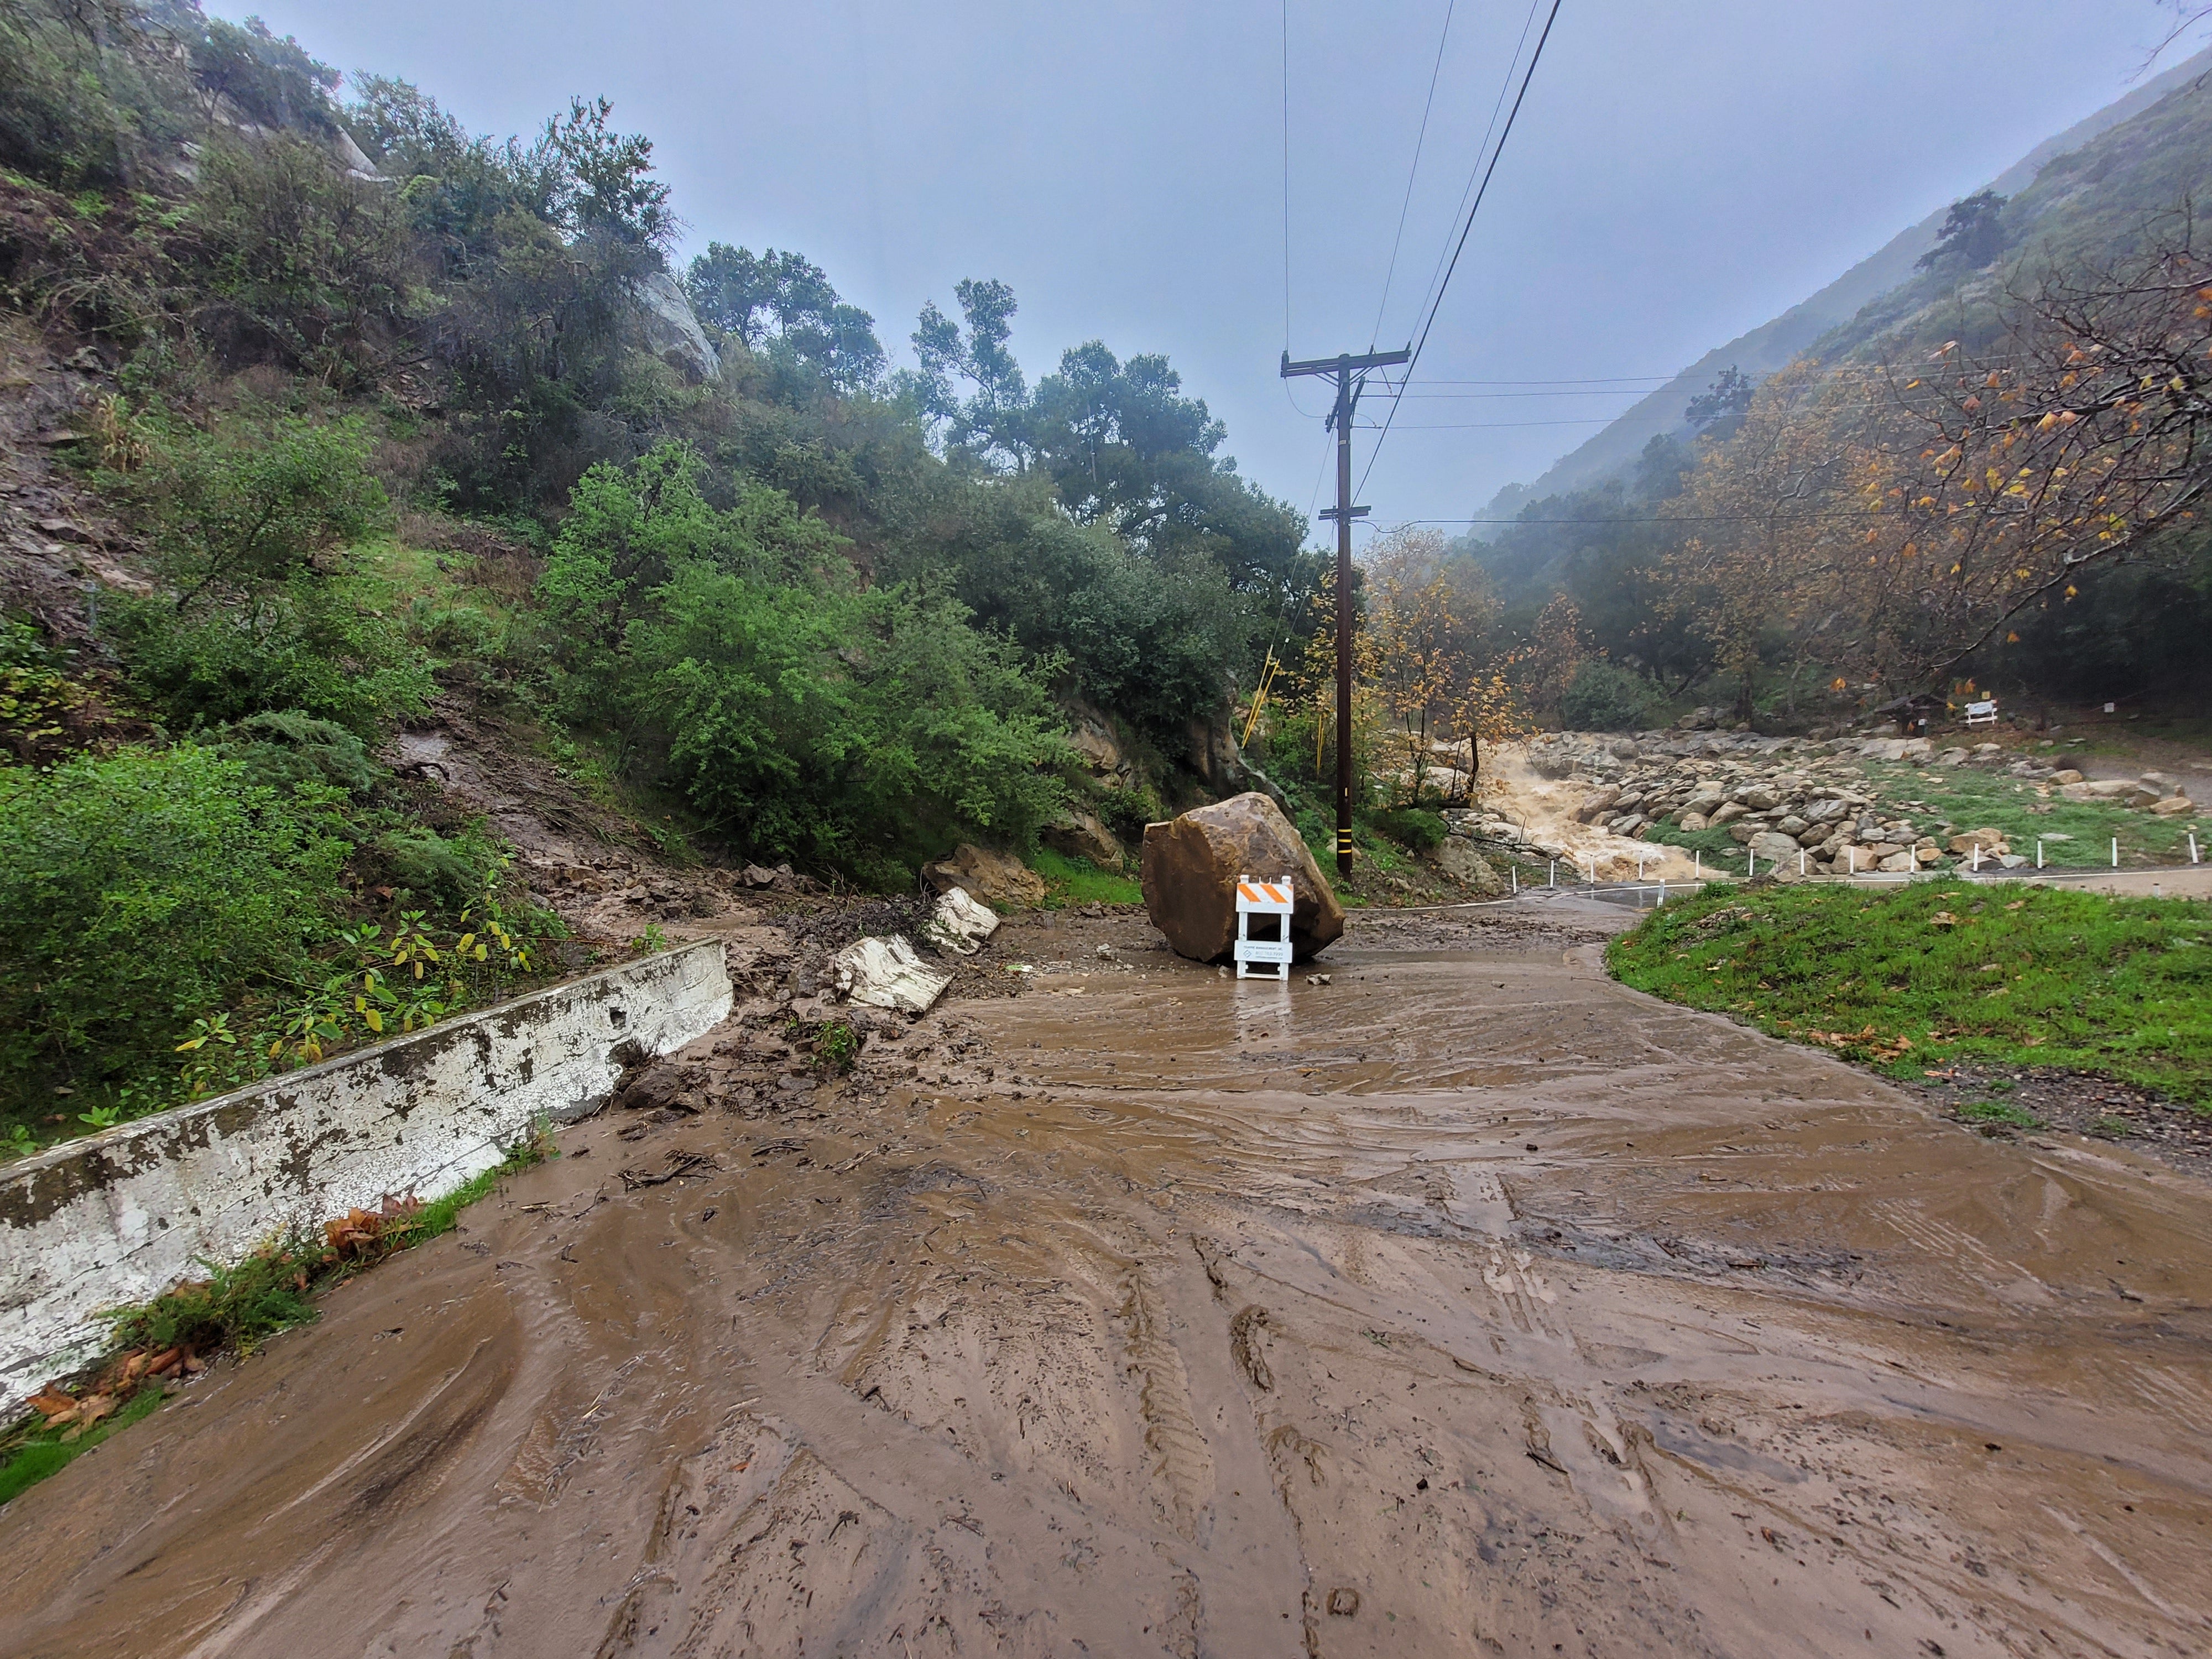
[{"x1": 0, "y1": 0, "x2": 1312, "y2": 1144}]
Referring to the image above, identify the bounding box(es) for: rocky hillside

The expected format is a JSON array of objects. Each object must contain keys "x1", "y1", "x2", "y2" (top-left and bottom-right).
[{"x1": 1450, "y1": 728, "x2": 2204, "y2": 883}]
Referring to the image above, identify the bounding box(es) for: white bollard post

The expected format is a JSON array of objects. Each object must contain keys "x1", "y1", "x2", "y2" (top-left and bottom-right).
[
  {"x1": 2112, "y1": 837, "x2": 2120, "y2": 868},
  {"x1": 1511, "y1": 865, "x2": 1518, "y2": 894},
  {"x1": 2191, "y1": 833, "x2": 2201, "y2": 864},
  {"x1": 1972, "y1": 844, "x2": 1980, "y2": 872},
  {"x1": 1550, "y1": 858, "x2": 1557, "y2": 887},
  {"x1": 1658, "y1": 879, "x2": 1667, "y2": 905},
  {"x1": 2037, "y1": 839, "x2": 2044, "y2": 869},
  {"x1": 1799, "y1": 851, "x2": 1806, "y2": 875},
  {"x1": 1694, "y1": 849, "x2": 1701, "y2": 878},
  {"x1": 1846, "y1": 846, "x2": 1855, "y2": 875},
  {"x1": 1747, "y1": 850, "x2": 1756, "y2": 878},
  {"x1": 1638, "y1": 854, "x2": 1646, "y2": 880}
]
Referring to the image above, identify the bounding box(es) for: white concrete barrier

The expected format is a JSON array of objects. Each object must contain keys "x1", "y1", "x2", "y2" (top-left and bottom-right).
[{"x1": 0, "y1": 940, "x2": 730, "y2": 1407}]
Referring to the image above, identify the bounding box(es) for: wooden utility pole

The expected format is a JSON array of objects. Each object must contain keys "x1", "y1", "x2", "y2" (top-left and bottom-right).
[{"x1": 1280, "y1": 346, "x2": 1408, "y2": 875}]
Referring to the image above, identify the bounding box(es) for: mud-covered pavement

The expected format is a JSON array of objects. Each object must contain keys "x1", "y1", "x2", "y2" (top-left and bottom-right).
[{"x1": 6, "y1": 902, "x2": 2210, "y2": 1658}]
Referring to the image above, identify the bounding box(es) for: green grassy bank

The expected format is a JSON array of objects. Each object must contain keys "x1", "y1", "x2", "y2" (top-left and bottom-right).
[{"x1": 1606, "y1": 880, "x2": 2212, "y2": 1106}]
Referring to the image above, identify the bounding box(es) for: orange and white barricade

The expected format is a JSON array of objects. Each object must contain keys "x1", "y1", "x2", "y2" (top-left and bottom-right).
[{"x1": 1234, "y1": 874, "x2": 1294, "y2": 981}]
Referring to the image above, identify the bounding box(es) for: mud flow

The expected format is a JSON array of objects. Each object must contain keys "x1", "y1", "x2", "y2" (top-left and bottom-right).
[{"x1": 6, "y1": 903, "x2": 2208, "y2": 1657}]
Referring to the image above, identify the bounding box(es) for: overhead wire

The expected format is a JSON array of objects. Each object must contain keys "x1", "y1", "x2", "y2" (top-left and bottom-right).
[
  {"x1": 1281, "y1": 0, "x2": 1292, "y2": 356},
  {"x1": 1405, "y1": 0, "x2": 1545, "y2": 345},
  {"x1": 1369, "y1": 0, "x2": 1457, "y2": 351},
  {"x1": 1356, "y1": 0, "x2": 1564, "y2": 502},
  {"x1": 1280, "y1": 0, "x2": 1332, "y2": 421}
]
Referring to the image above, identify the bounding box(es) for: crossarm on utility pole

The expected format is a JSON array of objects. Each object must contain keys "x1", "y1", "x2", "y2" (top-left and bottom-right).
[{"x1": 1278, "y1": 347, "x2": 1407, "y2": 877}]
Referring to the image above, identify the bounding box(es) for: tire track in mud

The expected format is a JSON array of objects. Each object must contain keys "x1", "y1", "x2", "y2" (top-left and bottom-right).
[{"x1": 7, "y1": 922, "x2": 2211, "y2": 1657}]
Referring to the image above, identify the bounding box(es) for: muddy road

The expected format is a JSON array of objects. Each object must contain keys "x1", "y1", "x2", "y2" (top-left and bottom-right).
[{"x1": 6, "y1": 903, "x2": 2209, "y2": 1657}]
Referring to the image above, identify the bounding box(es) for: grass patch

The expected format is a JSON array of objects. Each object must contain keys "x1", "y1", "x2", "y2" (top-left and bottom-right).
[
  {"x1": 1638, "y1": 817, "x2": 1758, "y2": 868},
  {"x1": 1959, "y1": 1099, "x2": 2041, "y2": 1128},
  {"x1": 1606, "y1": 881, "x2": 2212, "y2": 1105},
  {"x1": 1031, "y1": 846, "x2": 1141, "y2": 908},
  {"x1": 0, "y1": 1124, "x2": 552, "y2": 1510},
  {"x1": 1856, "y1": 760, "x2": 2202, "y2": 868}
]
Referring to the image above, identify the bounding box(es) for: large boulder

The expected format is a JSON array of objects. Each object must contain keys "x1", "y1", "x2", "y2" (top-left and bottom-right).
[
  {"x1": 1140, "y1": 792, "x2": 1344, "y2": 963},
  {"x1": 922, "y1": 843, "x2": 1046, "y2": 909},
  {"x1": 1572, "y1": 784, "x2": 1621, "y2": 823},
  {"x1": 1747, "y1": 830, "x2": 1804, "y2": 869},
  {"x1": 1435, "y1": 837, "x2": 1504, "y2": 895}
]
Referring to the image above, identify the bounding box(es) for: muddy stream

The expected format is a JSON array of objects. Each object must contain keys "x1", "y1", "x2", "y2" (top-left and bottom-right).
[{"x1": 5, "y1": 902, "x2": 2208, "y2": 1657}]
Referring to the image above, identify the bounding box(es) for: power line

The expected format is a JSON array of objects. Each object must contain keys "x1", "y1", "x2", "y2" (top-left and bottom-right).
[
  {"x1": 1369, "y1": 0, "x2": 1457, "y2": 351},
  {"x1": 1281, "y1": 0, "x2": 1292, "y2": 354},
  {"x1": 1406, "y1": 0, "x2": 1544, "y2": 342},
  {"x1": 1358, "y1": 0, "x2": 1564, "y2": 498},
  {"x1": 1372, "y1": 510, "x2": 1928, "y2": 527}
]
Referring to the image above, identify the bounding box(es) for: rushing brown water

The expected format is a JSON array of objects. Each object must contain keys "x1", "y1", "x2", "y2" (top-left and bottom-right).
[{"x1": 6, "y1": 905, "x2": 2208, "y2": 1658}]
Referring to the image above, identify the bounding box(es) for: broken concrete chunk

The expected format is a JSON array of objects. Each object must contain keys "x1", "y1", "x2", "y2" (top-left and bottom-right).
[
  {"x1": 831, "y1": 935, "x2": 951, "y2": 1015},
  {"x1": 921, "y1": 886, "x2": 1001, "y2": 956}
]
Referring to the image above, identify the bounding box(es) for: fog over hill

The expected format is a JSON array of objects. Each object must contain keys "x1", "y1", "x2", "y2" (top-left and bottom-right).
[{"x1": 1481, "y1": 43, "x2": 2212, "y2": 521}]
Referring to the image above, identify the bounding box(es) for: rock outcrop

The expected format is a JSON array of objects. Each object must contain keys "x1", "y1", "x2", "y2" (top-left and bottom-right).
[
  {"x1": 1041, "y1": 805, "x2": 1124, "y2": 869},
  {"x1": 635, "y1": 269, "x2": 721, "y2": 383},
  {"x1": 1140, "y1": 793, "x2": 1344, "y2": 963},
  {"x1": 921, "y1": 843, "x2": 1046, "y2": 909}
]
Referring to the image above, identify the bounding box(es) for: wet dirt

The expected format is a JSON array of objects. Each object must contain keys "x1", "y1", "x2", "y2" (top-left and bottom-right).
[{"x1": 6, "y1": 902, "x2": 2210, "y2": 1658}]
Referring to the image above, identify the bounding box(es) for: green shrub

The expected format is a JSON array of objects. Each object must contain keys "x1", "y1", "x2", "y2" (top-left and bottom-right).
[
  {"x1": 213, "y1": 711, "x2": 383, "y2": 796},
  {"x1": 364, "y1": 822, "x2": 504, "y2": 911},
  {"x1": 1370, "y1": 806, "x2": 1447, "y2": 852},
  {"x1": 0, "y1": 1, "x2": 194, "y2": 189},
  {"x1": 183, "y1": 133, "x2": 411, "y2": 385},
  {"x1": 106, "y1": 576, "x2": 431, "y2": 736},
  {"x1": 1095, "y1": 781, "x2": 1165, "y2": 843},
  {"x1": 1558, "y1": 658, "x2": 1656, "y2": 733},
  {"x1": 98, "y1": 416, "x2": 427, "y2": 734},
  {"x1": 123, "y1": 416, "x2": 392, "y2": 602},
  {"x1": 540, "y1": 444, "x2": 1071, "y2": 864},
  {"x1": 0, "y1": 745, "x2": 347, "y2": 1120}
]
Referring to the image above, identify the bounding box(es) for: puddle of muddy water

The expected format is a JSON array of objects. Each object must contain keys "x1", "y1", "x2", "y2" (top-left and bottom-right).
[{"x1": 4, "y1": 918, "x2": 2209, "y2": 1658}]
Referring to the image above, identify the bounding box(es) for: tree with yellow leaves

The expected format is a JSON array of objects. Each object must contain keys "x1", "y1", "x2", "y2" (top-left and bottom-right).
[
  {"x1": 1361, "y1": 526, "x2": 1524, "y2": 804},
  {"x1": 1662, "y1": 361, "x2": 1873, "y2": 719},
  {"x1": 1871, "y1": 229, "x2": 2212, "y2": 682}
]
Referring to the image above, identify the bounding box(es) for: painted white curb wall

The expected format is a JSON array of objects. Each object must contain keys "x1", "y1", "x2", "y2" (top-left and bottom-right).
[{"x1": 0, "y1": 940, "x2": 730, "y2": 1407}]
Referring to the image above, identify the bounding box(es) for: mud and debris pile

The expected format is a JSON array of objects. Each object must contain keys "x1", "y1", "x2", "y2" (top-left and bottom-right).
[{"x1": 10, "y1": 899, "x2": 2209, "y2": 1657}]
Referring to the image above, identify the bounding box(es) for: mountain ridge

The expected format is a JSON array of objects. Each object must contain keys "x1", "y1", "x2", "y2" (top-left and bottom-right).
[{"x1": 1479, "y1": 43, "x2": 2212, "y2": 521}]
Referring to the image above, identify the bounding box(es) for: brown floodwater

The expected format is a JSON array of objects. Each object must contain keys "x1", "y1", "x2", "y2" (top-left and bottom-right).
[{"x1": 4, "y1": 905, "x2": 2208, "y2": 1658}]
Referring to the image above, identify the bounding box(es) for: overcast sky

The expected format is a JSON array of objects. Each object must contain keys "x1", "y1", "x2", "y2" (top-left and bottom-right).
[{"x1": 248, "y1": 0, "x2": 2208, "y2": 536}]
